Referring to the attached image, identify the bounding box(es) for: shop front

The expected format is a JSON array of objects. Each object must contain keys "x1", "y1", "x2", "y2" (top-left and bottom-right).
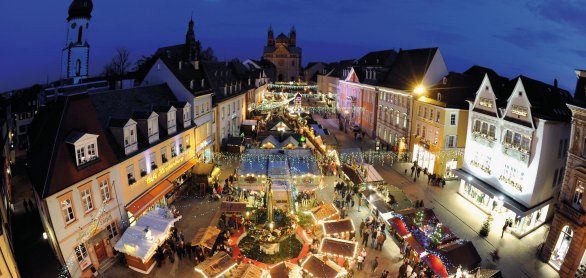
[
  {"x1": 126, "y1": 159, "x2": 197, "y2": 224},
  {"x1": 412, "y1": 143, "x2": 435, "y2": 174},
  {"x1": 455, "y1": 169, "x2": 550, "y2": 237}
]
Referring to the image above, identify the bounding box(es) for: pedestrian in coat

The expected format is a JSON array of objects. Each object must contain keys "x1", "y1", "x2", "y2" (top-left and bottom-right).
[
  {"x1": 371, "y1": 256, "x2": 379, "y2": 273},
  {"x1": 362, "y1": 231, "x2": 370, "y2": 247},
  {"x1": 357, "y1": 255, "x2": 364, "y2": 270},
  {"x1": 501, "y1": 222, "x2": 508, "y2": 238},
  {"x1": 410, "y1": 166, "x2": 415, "y2": 177}
]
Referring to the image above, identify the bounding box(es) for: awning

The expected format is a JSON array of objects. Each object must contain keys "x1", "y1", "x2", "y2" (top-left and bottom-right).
[
  {"x1": 424, "y1": 254, "x2": 449, "y2": 278},
  {"x1": 453, "y1": 169, "x2": 549, "y2": 216},
  {"x1": 390, "y1": 218, "x2": 409, "y2": 237},
  {"x1": 126, "y1": 160, "x2": 196, "y2": 217},
  {"x1": 363, "y1": 164, "x2": 384, "y2": 183},
  {"x1": 166, "y1": 159, "x2": 197, "y2": 182},
  {"x1": 342, "y1": 165, "x2": 363, "y2": 185},
  {"x1": 126, "y1": 179, "x2": 172, "y2": 217}
]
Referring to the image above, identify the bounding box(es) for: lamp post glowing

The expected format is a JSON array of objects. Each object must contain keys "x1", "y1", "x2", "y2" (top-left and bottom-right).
[{"x1": 414, "y1": 85, "x2": 426, "y2": 94}]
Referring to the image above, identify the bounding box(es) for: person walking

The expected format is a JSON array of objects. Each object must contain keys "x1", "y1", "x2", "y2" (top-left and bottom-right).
[
  {"x1": 501, "y1": 222, "x2": 508, "y2": 238},
  {"x1": 410, "y1": 165, "x2": 415, "y2": 177},
  {"x1": 376, "y1": 232, "x2": 385, "y2": 250},
  {"x1": 371, "y1": 230, "x2": 378, "y2": 248},
  {"x1": 356, "y1": 254, "x2": 364, "y2": 270},
  {"x1": 362, "y1": 230, "x2": 370, "y2": 247},
  {"x1": 357, "y1": 197, "x2": 362, "y2": 212},
  {"x1": 371, "y1": 256, "x2": 379, "y2": 273},
  {"x1": 398, "y1": 260, "x2": 408, "y2": 278},
  {"x1": 359, "y1": 220, "x2": 365, "y2": 236}
]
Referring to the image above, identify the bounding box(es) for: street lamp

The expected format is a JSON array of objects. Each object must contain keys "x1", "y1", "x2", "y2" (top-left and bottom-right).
[{"x1": 414, "y1": 85, "x2": 426, "y2": 94}]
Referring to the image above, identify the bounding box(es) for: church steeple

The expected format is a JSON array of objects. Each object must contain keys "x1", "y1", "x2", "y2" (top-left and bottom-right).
[
  {"x1": 185, "y1": 15, "x2": 200, "y2": 61},
  {"x1": 268, "y1": 25, "x2": 275, "y2": 46},
  {"x1": 289, "y1": 25, "x2": 296, "y2": 47},
  {"x1": 62, "y1": 0, "x2": 93, "y2": 84}
]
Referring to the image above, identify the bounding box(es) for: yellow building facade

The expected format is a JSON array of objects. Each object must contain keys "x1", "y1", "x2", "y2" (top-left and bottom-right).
[{"x1": 410, "y1": 97, "x2": 468, "y2": 179}]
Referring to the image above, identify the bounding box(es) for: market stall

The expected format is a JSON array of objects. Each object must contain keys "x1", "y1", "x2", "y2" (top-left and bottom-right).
[
  {"x1": 220, "y1": 201, "x2": 248, "y2": 214},
  {"x1": 269, "y1": 261, "x2": 303, "y2": 278},
  {"x1": 319, "y1": 237, "x2": 358, "y2": 259},
  {"x1": 341, "y1": 165, "x2": 363, "y2": 186},
  {"x1": 191, "y1": 226, "x2": 221, "y2": 252},
  {"x1": 114, "y1": 208, "x2": 182, "y2": 274},
  {"x1": 436, "y1": 240, "x2": 481, "y2": 274},
  {"x1": 242, "y1": 119, "x2": 258, "y2": 135},
  {"x1": 362, "y1": 163, "x2": 384, "y2": 184},
  {"x1": 308, "y1": 203, "x2": 339, "y2": 224},
  {"x1": 321, "y1": 219, "x2": 355, "y2": 239},
  {"x1": 231, "y1": 263, "x2": 267, "y2": 278},
  {"x1": 194, "y1": 251, "x2": 238, "y2": 278},
  {"x1": 193, "y1": 163, "x2": 219, "y2": 196},
  {"x1": 301, "y1": 254, "x2": 347, "y2": 278}
]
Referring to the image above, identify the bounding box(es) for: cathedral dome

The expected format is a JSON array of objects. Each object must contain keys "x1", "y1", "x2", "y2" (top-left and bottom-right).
[
  {"x1": 68, "y1": 0, "x2": 93, "y2": 20},
  {"x1": 276, "y1": 33, "x2": 289, "y2": 44}
]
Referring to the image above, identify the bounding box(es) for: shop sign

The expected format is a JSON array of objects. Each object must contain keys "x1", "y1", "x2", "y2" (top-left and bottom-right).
[
  {"x1": 146, "y1": 156, "x2": 185, "y2": 184},
  {"x1": 245, "y1": 176, "x2": 257, "y2": 184}
]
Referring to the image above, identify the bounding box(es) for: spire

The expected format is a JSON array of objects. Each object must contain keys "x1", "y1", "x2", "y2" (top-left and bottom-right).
[
  {"x1": 267, "y1": 24, "x2": 275, "y2": 47},
  {"x1": 289, "y1": 25, "x2": 297, "y2": 47},
  {"x1": 186, "y1": 16, "x2": 199, "y2": 61}
]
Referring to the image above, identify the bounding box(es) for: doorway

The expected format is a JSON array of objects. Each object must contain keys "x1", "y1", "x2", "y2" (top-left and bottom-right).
[{"x1": 94, "y1": 241, "x2": 107, "y2": 263}]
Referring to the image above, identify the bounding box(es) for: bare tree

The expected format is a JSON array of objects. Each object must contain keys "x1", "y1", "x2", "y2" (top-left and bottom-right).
[{"x1": 103, "y1": 48, "x2": 131, "y2": 88}]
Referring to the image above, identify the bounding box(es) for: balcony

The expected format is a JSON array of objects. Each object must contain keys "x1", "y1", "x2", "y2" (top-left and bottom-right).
[
  {"x1": 471, "y1": 131, "x2": 495, "y2": 148},
  {"x1": 502, "y1": 142, "x2": 529, "y2": 163},
  {"x1": 559, "y1": 199, "x2": 586, "y2": 225}
]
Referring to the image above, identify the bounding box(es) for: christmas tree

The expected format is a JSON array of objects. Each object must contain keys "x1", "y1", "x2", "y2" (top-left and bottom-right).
[
  {"x1": 430, "y1": 224, "x2": 443, "y2": 248},
  {"x1": 414, "y1": 211, "x2": 424, "y2": 227},
  {"x1": 479, "y1": 217, "x2": 492, "y2": 237}
]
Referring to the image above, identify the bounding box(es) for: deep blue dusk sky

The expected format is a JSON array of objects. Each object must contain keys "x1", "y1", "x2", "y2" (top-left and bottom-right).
[{"x1": 1, "y1": 0, "x2": 585, "y2": 92}]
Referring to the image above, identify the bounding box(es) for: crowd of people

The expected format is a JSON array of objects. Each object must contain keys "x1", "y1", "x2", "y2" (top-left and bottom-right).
[{"x1": 408, "y1": 161, "x2": 446, "y2": 188}]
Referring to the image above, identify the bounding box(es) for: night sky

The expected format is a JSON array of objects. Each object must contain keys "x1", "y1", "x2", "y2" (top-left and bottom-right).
[{"x1": 1, "y1": 0, "x2": 585, "y2": 92}]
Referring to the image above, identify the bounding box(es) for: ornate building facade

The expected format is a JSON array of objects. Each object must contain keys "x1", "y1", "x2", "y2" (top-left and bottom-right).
[
  {"x1": 540, "y1": 70, "x2": 586, "y2": 278},
  {"x1": 262, "y1": 26, "x2": 301, "y2": 82}
]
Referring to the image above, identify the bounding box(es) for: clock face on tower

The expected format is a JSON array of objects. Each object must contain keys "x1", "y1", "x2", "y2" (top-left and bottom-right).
[{"x1": 71, "y1": 23, "x2": 76, "y2": 29}]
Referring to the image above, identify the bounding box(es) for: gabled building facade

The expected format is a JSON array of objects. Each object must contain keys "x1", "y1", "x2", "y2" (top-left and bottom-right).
[
  {"x1": 540, "y1": 70, "x2": 586, "y2": 277},
  {"x1": 455, "y1": 75, "x2": 573, "y2": 237}
]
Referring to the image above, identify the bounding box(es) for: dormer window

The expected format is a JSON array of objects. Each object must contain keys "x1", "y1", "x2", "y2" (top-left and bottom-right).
[{"x1": 66, "y1": 132, "x2": 99, "y2": 167}]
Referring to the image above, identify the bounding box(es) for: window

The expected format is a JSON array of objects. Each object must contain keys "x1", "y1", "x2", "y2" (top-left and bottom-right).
[
  {"x1": 126, "y1": 164, "x2": 135, "y2": 185},
  {"x1": 150, "y1": 152, "x2": 157, "y2": 169},
  {"x1": 437, "y1": 93, "x2": 442, "y2": 101},
  {"x1": 161, "y1": 147, "x2": 167, "y2": 163},
  {"x1": 436, "y1": 111, "x2": 440, "y2": 123},
  {"x1": 139, "y1": 158, "x2": 147, "y2": 176},
  {"x1": 76, "y1": 148, "x2": 85, "y2": 165},
  {"x1": 61, "y1": 198, "x2": 75, "y2": 224},
  {"x1": 450, "y1": 113, "x2": 456, "y2": 125},
  {"x1": 221, "y1": 107, "x2": 225, "y2": 120},
  {"x1": 434, "y1": 129, "x2": 439, "y2": 145},
  {"x1": 396, "y1": 112, "x2": 400, "y2": 125},
  {"x1": 416, "y1": 123, "x2": 420, "y2": 137},
  {"x1": 195, "y1": 105, "x2": 200, "y2": 116},
  {"x1": 446, "y1": 135, "x2": 456, "y2": 148},
  {"x1": 100, "y1": 179, "x2": 110, "y2": 202},
  {"x1": 481, "y1": 122, "x2": 488, "y2": 135},
  {"x1": 424, "y1": 107, "x2": 428, "y2": 119},
  {"x1": 489, "y1": 126, "x2": 496, "y2": 140},
  {"x1": 124, "y1": 126, "x2": 136, "y2": 147},
  {"x1": 171, "y1": 142, "x2": 177, "y2": 157},
  {"x1": 75, "y1": 243, "x2": 88, "y2": 264},
  {"x1": 81, "y1": 188, "x2": 93, "y2": 213},
  {"x1": 418, "y1": 106, "x2": 422, "y2": 117},
  {"x1": 403, "y1": 115, "x2": 407, "y2": 129},
  {"x1": 552, "y1": 169, "x2": 559, "y2": 188},
  {"x1": 422, "y1": 126, "x2": 427, "y2": 139},
  {"x1": 106, "y1": 222, "x2": 118, "y2": 238},
  {"x1": 473, "y1": 120, "x2": 481, "y2": 132},
  {"x1": 574, "y1": 181, "x2": 584, "y2": 206},
  {"x1": 429, "y1": 109, "x2": 434, "y2": 120}
]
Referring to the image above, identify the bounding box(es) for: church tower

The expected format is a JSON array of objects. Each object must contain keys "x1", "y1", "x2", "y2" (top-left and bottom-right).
[
  {"x1": 61, "y1": 0, "x2": 93, "y2": 84},
  {"x1": 267, "y1": 25, "x2": 275, "y2": 47},
  {"x1": 289, "y1": 26, "x2": 296, "y2": 47},
  {"x1": 185, "y1": 16, "x2": 201, "y2": 62}
]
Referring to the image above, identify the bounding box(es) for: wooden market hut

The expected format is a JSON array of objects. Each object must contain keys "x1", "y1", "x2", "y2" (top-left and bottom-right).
[
  {"x1": 301, "y1": 255, "x2": 347, "y2": 278},
  {"x1": 232, "y1": 263, "x2": 267, "y2": 278},
  {"x1": 193, "y1": 163, "x2": 218, "y2": 196},
  {"x1": 191, "y1": 226, "x2": 221, "y2": 252},
  {"x1": 319, "y1": 237, "x2": 358, "y2": 259},
  {"x1": 308, "y1": 203, "x2": 339, "y2": 224},
  {"x1": 269, "y1": 261, "x2": 303, "y2": 278},
  {"x1": 321, "y1": 219, "x2": 355, "y2": 239},
  {"x1": 194, "y1": 251, "x2": 238, "y2": 278}
]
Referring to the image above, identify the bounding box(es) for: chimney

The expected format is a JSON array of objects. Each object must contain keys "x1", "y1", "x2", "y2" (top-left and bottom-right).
[
  {"x1": 554, "y1": 78, "x2": 558, "y2": 89},
  {"x1": 190, "y1": 80, "x2": 194, "y2": 90},
  {"x1": 201, "y1": 78, "x2": 205, "y2": 87},
  {"x1": 178, "y1": 61, "x2": 182, "y2": 70},
  {"x1": 248, "y1": 78, "x2": 251, "y2": 86},
  {"x1": 224, "y1": 86, "x2": 227, "y2": 96},
  {"x1": 192, "y1": 60, "x2": 199, "y2": 70}
]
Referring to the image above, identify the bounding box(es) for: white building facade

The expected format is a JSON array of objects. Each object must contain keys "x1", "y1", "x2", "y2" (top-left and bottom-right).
[{"x1": 455, "y1": 75, "x2": 572, "y2": 237}]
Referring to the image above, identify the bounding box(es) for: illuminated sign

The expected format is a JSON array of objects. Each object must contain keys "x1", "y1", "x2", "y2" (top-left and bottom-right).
[
  {"x1": 479, "y1": 97, "x2": 493, "y2": 108},
  {"x1": 245, "y1": 176, "x2": 257, "y2": 184},
  {"x1": 146, "y1": 156, "x2": 185, "y2": 184},
  {"x1": 511, "y1": 105, "x2": 528, "y2": 117}
]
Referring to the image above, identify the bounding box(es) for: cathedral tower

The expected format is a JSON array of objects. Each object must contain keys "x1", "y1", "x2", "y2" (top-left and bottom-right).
[
  {"x1": 289, "y1": 26, "x2": 296, "y2": 47},
  {"x1": 268, "y1": 25, "x2": 275, "y2": 47},
  {"x1": 62, "y1": 0, "x2": 93, "y2": 84},
  {"x1": 185, "y1": 16, "x2": 201, "y2": 61}
]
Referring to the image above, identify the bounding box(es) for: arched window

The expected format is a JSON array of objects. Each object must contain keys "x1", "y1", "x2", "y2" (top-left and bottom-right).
[
  {"x1": 550, "y1": 225, "x2": 574, "y2": 270},
  {"x1": 77, "y1": 26, "x2": 83, "y2": 44},
  {"x1": 75, "y1": 60, "x2": 81, "y2": 76}
]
